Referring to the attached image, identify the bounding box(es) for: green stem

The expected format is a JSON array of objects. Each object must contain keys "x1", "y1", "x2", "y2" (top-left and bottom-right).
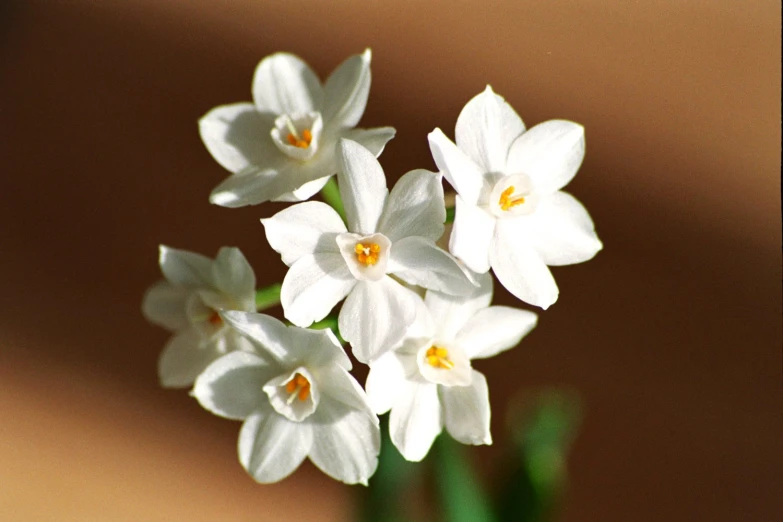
[
  {"x1": 445, "y1": 205, "x2": 456, "y2": 224},
  {"x1": 308, "y1": 316, "x2": 345, "y2": 343},
  {"x1": 254, "y1": 283, "x2": 282, "y2": 311},
  {"x1": 321, "y1": 177, "x2": 347, "y2": 222}
]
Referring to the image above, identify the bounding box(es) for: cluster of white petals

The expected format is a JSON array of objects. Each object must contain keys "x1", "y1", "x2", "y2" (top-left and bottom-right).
[
  {"x1": 263, "y1": 139, "x2": 476, "y2": 363},
  {"x1": 429, "y1": 86, "x2": 603, "y2": 309},
  {"x1": 200, "y1": 49, "x2": 395, "y2": 207},
  {"x1": 143, "y1": 51, "x2": 603, "y2": 486},
  {"x1": 142, "y1": 246, "x2": 256, "y2": 387},
  {"x1": 193, "y1": 312, "x2": 379, "y2": 484},
  {"x1": 366, "y1": 273, "x2": 537, "y2": 461}
]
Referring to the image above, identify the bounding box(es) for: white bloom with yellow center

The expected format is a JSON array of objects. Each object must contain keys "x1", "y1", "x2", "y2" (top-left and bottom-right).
[
  {"x1": 192, "y1": 312, "x2": 379, "y2": 485},
  {"x1": 262, "y1": 139, "x2": 477, "y2": 364},
  {"x1": 142, "y1": 246, "x2": 256, "y2": 388},
  {"x1": 365, "y1": 273, "x2": 537, "y2": 461},
  {"x1": 428, "y1": 86, "x2": 603, "y2": 309},
  {"x1": 200, "y1": 49, "x2": 395, "y2": 207}
]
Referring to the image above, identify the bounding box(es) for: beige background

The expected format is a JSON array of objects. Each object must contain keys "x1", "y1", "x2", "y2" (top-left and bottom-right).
[{"x1": 1, "y1": 1, "x2": 780, "y2": 521}]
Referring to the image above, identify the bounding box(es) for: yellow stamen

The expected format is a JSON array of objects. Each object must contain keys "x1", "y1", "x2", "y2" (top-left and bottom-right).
[
  {"x1": 426, "y1": 346, "x2": 455, "y2": 370},
  {"x1": 499, "y1": 185, "x2": 526, "y2": 211},
  {"x1": 355, "y1": 242, "x2": 381, "y2": 266},
  {"x1": 285, "y1": 373, "x2": 311, "y2": 401},
  {"x1": 286, "y1": 128, "x2": 313, "y2": 149}
]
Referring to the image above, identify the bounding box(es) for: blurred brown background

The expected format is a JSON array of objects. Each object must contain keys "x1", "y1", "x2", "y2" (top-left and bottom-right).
[{"x1": 1, "y1": 1, "x2": 780, "y2": 521}]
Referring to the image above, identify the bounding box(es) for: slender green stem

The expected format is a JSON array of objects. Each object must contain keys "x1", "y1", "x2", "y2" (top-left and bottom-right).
[
  {"x1": 308, "y1": 316, "x2": 345, "y2": 343},
  {"x1": 445, "y1": 205, "x2": 456, "y2": 224},
  {"x1": 321, "y1": 177, "x2": 347, "y2": 222},
  {"x1": 254, "y1": 283, "x2": 282, "y2": 311}
]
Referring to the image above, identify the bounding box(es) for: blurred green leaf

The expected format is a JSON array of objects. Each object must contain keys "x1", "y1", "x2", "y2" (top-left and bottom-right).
[
  {"x1": 360, "y1": 415, "x2": 417, "y2": 522},
  {"x1": 434, "y1": 434, "x2": 496, "y2": 522},
  {"x1": 496, "y1": 389, "x2": 582, "y2": 522}
]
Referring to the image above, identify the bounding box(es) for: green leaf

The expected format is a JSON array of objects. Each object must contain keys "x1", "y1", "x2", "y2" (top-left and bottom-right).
[
  {"x1": 434, "y1": 434, "x2": 496, "y2": 522},
  {"x1": 496, "y1": 389, "x2": 582, "y2": 522},
  {"x1": 359, "y1": 415, "x2": 418, "y2": 522}
]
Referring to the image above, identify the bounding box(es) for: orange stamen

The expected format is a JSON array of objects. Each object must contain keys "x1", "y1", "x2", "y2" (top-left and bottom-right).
[
  {"x1": 355, "y1": 242, "x2": 381, "y2": 266},
  {"x1": 499, "y1": 185, "x2": 526, "y2": 211}
]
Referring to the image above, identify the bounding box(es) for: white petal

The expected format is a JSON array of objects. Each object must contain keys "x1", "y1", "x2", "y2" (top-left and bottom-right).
[
  {"x1": 388, "y1": 236, "x2": 476, "y2": 296},
  {"x1": 209, "y1": 167, "x2": 293, "y2": 208},
  {"x1": 341, "y1": 126, "x2": 396, "y2": 157},
  {"x1": 424, "y1": 271, "x2": 493, "y2": 340},
  {"x1": 273, "y1": 175, "x2": 332, "y2": 202},
  {"x1": 262, "y1": 201, "x2": 346, "y2": 266},
  {"x1": 159, "y1": 245, "x2": 214, "y2": 289},
  {"x1": 322, "y1": 49, "x2": 371, "y2": 130},
  {"x1": 490, "y1": 220, "x2": 558, "y2": 309},
  {"x1": 142, "y1": 281, "x2": 189, "y2": 331},
  {"x1": 428, "y1": 128, "x2": 490, "y2": 206},
  {"x1": 389, "y1": 381, "x2": 442, "y2": 462},
  {"x1": 365, "y1": 352, "x2": 408, "y2": 414},
  {"x1": 308, "y1": 396, "x2": 380, "y2": 485},
  {"x1": 337, "y1": 139, "x2": 388, "y2": 235},
  {"x1": 518, "y1": 191, "x2": 602, "y2": 266},
  {"x1": 455, "y1": 86, "x2": 525, "y2": 173},
  {"x1": 158, "y1": 329, "x2": 223, "y2": 388},
  {"x1": 281, "y1": 254, "x2": 356, "y2": 327},
  {"x1": 338, "y1": 278, "x2": 417, "y2": 364},
  {"x1": 218, "y1": 311, "x2": 292, "y2": 364},
  {"x1": 198, "y1": 103, "x2": 282, "y2": 174},
  {"x1": 213, "y1": 247, "x2": 256, "y2": 304},
  {"x1": 252, "y1": 53, "x2": 323, "y2": 115},
  {"x1": 457, "y1": 306, "x2": 538, "y2": 360},
  {"x1": 239, "y1": 412, "x2": 313, "y2": 484},
  {"x1": 285, "y1": 326, "x2": 352, "y2": 372},
  {"x1": 506, "y1": 120, "x2": 585, "y2": 195},
  {"x1": 441, "y1": 370, "x2": 492, "y2": 446},
  {"x1": 377, "y1": 169, "x2": 445, "y2": 243},
  {"x1": 192, "y1": 351, "x2": 278, "y2": 420},
  {"x1": 449, "y1": 195, "x2": 496, "y2": 274}
]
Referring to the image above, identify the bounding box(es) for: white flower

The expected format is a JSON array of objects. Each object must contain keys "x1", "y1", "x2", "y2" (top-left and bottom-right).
[
  {"x1": 262, "y1": 139, "x2": 477, "y2": 364},
  {"x1": 142, "y1": 246, "x2": 256, "y2": 387},
  {"x1": 365, "y1": 272, "x2": 537, "y2": 461},
  {"x1": 192, "y1": 311, "x2": 379, "y2": 485},
  {"x1": 428, "y1": 86, "x2": 603, "y2": 309},
  {"x1": 200, "y1": 49, "x2": 396, "y2": 207}
]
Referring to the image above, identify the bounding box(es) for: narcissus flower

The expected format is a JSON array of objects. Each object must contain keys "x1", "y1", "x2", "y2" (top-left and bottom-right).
[
  {"x1": 262, "y1": 139, "x2": 476, "y2": 364},
  {"x1": 428, "y1": 86, "x2": 602, "y2": 309},
  {"x1": 192, "y1": 311, "x2": 379, "y2": 485},
  {"x1": 365, "y1": 273, "x2": 537, "y2": 461},
  {"x1": 142, "y1": 246, "x2": 256, "y2": 387},
  {"x1": 200, "y1": 49, "x2": 395, "y2": 207}
]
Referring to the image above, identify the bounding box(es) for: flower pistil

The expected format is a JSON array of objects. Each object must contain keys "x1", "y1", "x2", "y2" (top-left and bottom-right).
[{"x1": 354, "y1": 242, "x2": 381, "y2": 266}]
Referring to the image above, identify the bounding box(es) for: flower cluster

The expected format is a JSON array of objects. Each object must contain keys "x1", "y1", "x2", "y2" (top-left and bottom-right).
[{"x1": 143, "y1": 50, "x2": 601, "y2": 485}]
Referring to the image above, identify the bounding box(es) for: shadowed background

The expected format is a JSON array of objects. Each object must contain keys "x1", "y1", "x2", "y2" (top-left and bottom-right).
[{"x1": 0, "y1": 1, "x2": 780, "y2": 521}]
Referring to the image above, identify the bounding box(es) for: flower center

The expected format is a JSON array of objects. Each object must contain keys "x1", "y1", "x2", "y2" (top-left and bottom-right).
[
  {"x1": 284, "y1": 372, "x2": 311, "y2": 403},
  {"x1": 207, "y1": 310, "x2": 223, "y2": 326},
  {"x1": 282, "y1": 116, "x2": 312, "y2": 149},
  {"x1": 426, "y1": 346, "x2": 454, "y2": 370},
  {"x1": 354, "y1": 242, "x2": 381, "y2": 266},
  {"x1": 499, "y1": 185, "x2": 525, "y2": 211}
]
